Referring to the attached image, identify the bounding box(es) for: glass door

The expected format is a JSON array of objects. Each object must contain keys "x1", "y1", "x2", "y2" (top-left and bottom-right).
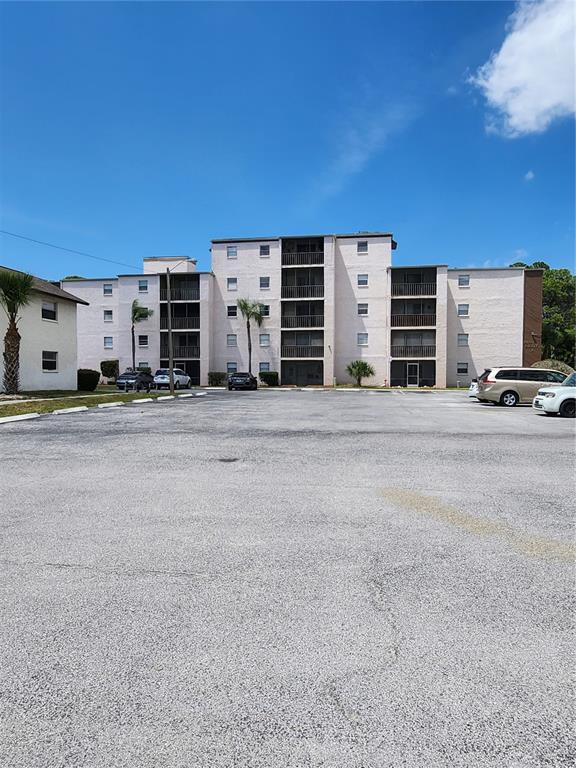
[{"x1": 407, "y1": 362, "x2": 419, "y2": 387}]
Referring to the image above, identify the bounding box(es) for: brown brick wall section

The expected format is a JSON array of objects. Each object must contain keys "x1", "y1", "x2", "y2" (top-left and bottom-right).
[{"x1": 523, "y1": 269, "x2": 543, "y2": 365}]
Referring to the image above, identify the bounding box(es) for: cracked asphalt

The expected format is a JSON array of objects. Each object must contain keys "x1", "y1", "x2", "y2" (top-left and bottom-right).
[{"x1": 0, "y1": 390, "x2": 574, "y2": 767}]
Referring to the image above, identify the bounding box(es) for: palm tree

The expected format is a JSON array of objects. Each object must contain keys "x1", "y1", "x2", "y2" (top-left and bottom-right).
[
  {"x1": 346, "y1": 360, "x2": 376, "y2": 387},
  {"x1": 237, "y1": 299, "x2": 265, "y2": 374},
  {"x1": 0, "y1": 270, "x2": 35, "y2": 394},
  {"x1": 131, "y1": 300, "x2": 154, "y2": 371}
]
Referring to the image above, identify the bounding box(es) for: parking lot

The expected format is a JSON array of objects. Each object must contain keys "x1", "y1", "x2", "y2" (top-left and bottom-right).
[{"x1": 0, "y1": 390, "x2": 574, "y2": 767}]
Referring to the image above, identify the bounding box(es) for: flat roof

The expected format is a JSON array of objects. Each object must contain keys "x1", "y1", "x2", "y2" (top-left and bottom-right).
[
  {"x1": 390, "y1": 264, "x2": 448, "y2": 269},
  {"x1": 0, "y1": 265, "x2": 89, "y2": 305},
  {"x1": 212, "y1": 231, "x2": 395, "y2": 244},
  {"x1": 143, "y1": 256, "x2": 197, "y2": 263},
  {"x1": 447, "y1": 266, "x2": 535, "y2": 272}
]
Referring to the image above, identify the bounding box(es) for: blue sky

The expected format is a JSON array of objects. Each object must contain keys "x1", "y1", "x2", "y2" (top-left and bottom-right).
[{"x1": 1, "y1": 1, "x2": 574, "y2": 279}]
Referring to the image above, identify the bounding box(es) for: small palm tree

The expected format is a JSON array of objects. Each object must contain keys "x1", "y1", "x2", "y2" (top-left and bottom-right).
[
  {"x1": 346, "y1": 360, "x2": 376, "y2": 387},
  {"x1": 237, "y1": 299, "x2": 265, "y2": 374},
  {"x1": 0, "y1": 270, "x2": 35, "y2": 394},
  {"x1": 131, "y1": 300, "x2": 154, "y2": 371}
]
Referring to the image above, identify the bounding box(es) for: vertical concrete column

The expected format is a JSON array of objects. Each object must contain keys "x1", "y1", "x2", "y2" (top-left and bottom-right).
[
  {"x1": 323, "y1": 236, "x2": 336, "y2": 385},
  {"x1": 199, "y1": 274, "x2": 212, "y2": 386},
  {"x1": 435, "y1": 266, "x2": 448, "y2": 388}
]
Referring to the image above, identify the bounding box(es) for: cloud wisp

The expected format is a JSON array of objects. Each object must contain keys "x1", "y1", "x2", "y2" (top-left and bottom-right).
[
  {"x1": 524, "y1": 170, "x2": 535, "y2": 181},
  {"x1": 470, "y1": 0, "x2": 575, "y2": 137}
]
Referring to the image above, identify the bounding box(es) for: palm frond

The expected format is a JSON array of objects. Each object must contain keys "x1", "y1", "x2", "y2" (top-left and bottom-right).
[
  {"x1": 0, "y1": 271, "x2": 34, "y2": 318},
  {"x1": 131, "y1": 299, "x2": 154, "y2": 323}
]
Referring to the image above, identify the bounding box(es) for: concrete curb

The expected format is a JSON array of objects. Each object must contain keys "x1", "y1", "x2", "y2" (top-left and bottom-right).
[
  {"x1": 177, "y1": 393, "x2": 194, "y2": 398},
  {"x1": 0, "y1": 412, "x2": 41, "y2": 424},
  {"x1": 98, "y1": 402, "x2": 124, "y2": 409},
  {"x1": 131, "y1": 398, "x2": 155, "y2": 404},
  {"x1": 53, "y1": 406, "x2": 90, "y2": 415},
  {"x1": 156, "y1": 395, "x2": 175, "y2": 401}
]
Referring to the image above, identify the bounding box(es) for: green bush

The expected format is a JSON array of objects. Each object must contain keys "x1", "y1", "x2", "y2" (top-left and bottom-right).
[
  {"x1": 137, "y1": 366, "x2": 152, "y2": 375},
  {"x1": 208, "y1": 371, "x2": 228, "y2": 386},
  {"x1": 100, "y1": 359, "x2": 119, "y2": 379},
  {"x1": 77, "y1": 369, "x2": 100, "y2": 391},
  {"x1": 259, "y1": 370, "x2": 279, "y2": 387},
  {"x1": 346, "y1": 360, "x2": 376, "y2": 386}
]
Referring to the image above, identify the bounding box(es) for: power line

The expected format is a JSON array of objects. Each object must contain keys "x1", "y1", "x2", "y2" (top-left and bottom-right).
[{"x1": 0, "y1": 230, "x2": 140, "y2": 271}]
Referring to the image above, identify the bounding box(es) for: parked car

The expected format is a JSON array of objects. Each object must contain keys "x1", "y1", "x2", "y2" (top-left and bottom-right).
[
  {"x1": 228, "y1": 372, "x2": 258, "y2": 391},
  {"x1": 116, "y1": 370, "x2": 154, "y2": 391},
  {"x1": 476, "y1": 367, "x2": 566, "y2": 406},
  {"x1": 153, "y1": 368, "x2": 191, "y2": 390},
  {"x1": 533, "y1": 372, "x2": 576, "y2": 418},
  {"x1": 468, "y1": 379, "x2": 479, "y2": 398}
]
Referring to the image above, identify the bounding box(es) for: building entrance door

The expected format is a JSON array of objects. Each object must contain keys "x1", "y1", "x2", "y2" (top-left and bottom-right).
[{"x1": 407, "y1": 363, "x2": 419, "y2": 387}]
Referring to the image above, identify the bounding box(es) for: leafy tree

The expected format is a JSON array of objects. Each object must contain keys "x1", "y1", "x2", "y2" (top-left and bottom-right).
[
  {"x1": 131, "y1": 300, "x2": 154, "y2": 371},
  {"x1": 0, "y1": 270, "x2": 34, "y2": 393},
  {"x1": 346, "y1": 360, "x2": 376, "y2": 386},
  {"x1": 237, "y1": 299, "x2": 265, "y2": 374}
]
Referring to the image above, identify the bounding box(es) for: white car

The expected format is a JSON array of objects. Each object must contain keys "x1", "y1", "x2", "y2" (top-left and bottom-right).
[
  {"x1": 153, "y1": 368, "x2": 191, "y2": 390},
  {"x1": 532, "y1": 372, "x2": 575, "y2": 418},
  {"x1": 468, "y1": 379, "x2": 479, "y2": 398}
]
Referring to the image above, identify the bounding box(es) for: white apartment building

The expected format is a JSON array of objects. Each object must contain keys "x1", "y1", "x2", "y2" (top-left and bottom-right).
[{"x1": 65, "y1": 232, "x2": 542, "y2": 388}]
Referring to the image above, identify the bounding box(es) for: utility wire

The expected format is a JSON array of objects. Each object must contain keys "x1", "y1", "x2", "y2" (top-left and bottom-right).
[{"x1": 0, "y1": 229, "x2": 140, "y2": 271}]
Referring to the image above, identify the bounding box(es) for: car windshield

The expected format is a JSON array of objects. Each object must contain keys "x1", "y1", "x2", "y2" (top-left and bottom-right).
[
  {"x1": 118, "y1": 373, "x2": 136, "y2": 379},
  {"x1": 155, "y1": 370, "x2": 169, "y2": 376},
  {"x1": 562, "y1": 372, "x2": 576, "y2": 387}
]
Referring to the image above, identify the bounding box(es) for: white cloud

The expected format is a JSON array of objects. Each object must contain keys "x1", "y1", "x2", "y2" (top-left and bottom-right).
[
  {"x1": 524, "y1": 170, "x2": 535, "y2": 181},
  {"x1": 470, "y1": 0, "x2": 575, "y2": 137},
  {"x1": 513, "y1": 248, "x2": 529, "y2": 261}
]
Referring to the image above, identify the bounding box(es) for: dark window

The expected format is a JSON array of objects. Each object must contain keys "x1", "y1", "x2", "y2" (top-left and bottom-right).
[
  {"x1": 545, "y1": 371, "x2": 566, "y2": 383},
  {"x1": 495, "y1": 370, "x2": 518, "y2": 380},
  {"x1": 518, "y1": 370, "x2": 547, "y2": 382},
  {"x1": 227, "y1": 305, "x2": 237, "y2": 317},
  {"x1": 41, "y1": 301, "x2": 57, "y2": 321},
  {"x1": 103, "y1": 283, "x2": 113, "y2": 295},
  {"x1": 260, "y1": 245, "x2": 270, "y2": 257},
  {"x1": 138, "y1": 335, "x2": 149, "y2": 346},
  {"x1": 42, "y1": 351, "x2": 58, "y2": 371},
  {"x1": 357, "y1": 241, "x2": 368, "y2": 254},
  {"x1": 260, "y1": 304, "x2": 270, "y2": 317}
]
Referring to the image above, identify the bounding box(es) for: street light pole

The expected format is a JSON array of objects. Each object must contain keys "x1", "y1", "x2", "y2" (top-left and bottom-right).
[{"x1": 166, "y1": 267, "x2": 175, "y2": 395}]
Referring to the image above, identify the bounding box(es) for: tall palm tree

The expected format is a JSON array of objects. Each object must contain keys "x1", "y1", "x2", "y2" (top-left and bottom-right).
[
  {"x1": 0, "y1": 270, "x2": 35, "y2": 394},
  {"x1": 237, "y1": 299, "x2": 265, "y2": 374},
  {"x1": 131, "y1": 299, "x2": 154, "y2": 371}
]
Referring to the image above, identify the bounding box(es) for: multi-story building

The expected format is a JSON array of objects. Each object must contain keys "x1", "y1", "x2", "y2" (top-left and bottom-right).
[{"x1": 65, "y1": 232, "x2": 543, "y2": 388}]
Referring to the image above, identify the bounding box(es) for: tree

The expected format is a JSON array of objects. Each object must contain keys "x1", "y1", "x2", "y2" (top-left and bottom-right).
[
  {"x1": 0, "y1": 270, "x2": 34, "y2": 394},
  {"x1": 237, "y1": 299, "x2": 265, "y2": 374},
  {"x1": 346, "y1": 360, "x2": 376, "y2": 387},
  {"x1": 131, "y1": 300, "x2": 154, "y2": 371}
]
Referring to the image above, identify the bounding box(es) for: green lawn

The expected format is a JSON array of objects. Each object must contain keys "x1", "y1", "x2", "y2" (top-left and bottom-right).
[{"x1": 0, "y1": 391, "x2": 160, "y2": 418}]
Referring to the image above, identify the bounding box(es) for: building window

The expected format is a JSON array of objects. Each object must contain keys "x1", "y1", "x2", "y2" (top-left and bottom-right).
[
  {"x1": 103, "y1": 283, "x2": 113, "y2": 296},
  {"x1": 457, "y1": 333, "x2": 469, "y2": 347},
  {"x1": 103, "y1": 309, "x2": 113, "y2": 322},
  {"x1": 458, "y1": 274, "x2": 470, "y2": 288},
  {"x1": 104, "y1": 336, "x2": 113, "y2": 349},
  {"x1": 357, "y1": 241, "x2": 368, "y2": 254},
  {"x1": 138, "y1": 279, "x2": 148, "y2": 293},
  {"x1": 227, "y1": 334, "x2": 237, "y2": 347},
  {"x1": 260, "y1": 276, "x2": 270, "y2": 290},
  {"x1": 357, "y1": 303, "x2": 368, "y2": 316},
  {"x1": 227, "y1": 305, "x2": 237, "y2": 318},
  {"x1": 357, "y1": 333, "x2": 368, "y2": 346},
  {"x1": 138, "y1": 361, "x2": 149, "y2": 369},
  {"x1": 227, "y1": 277, "x2": 237, "y2": 291},
  {"x1": 41, "y1": 301, "x2": 57, "y2": 321},
  {"x1": 259, "y1": 362, "x2": 270, "y2": 372},
  {"x1": 227, "y1": 246, "x2": 237, "y2": 259},
  {"x1": 260, "y1": 245, "x2": 270, "y2": 257},
  {"x1": 42, "y1": 350, "x2": 58, "y2": 371},
  {"x1": 457, "y1": 303, "x2": 469, "y2": 316},
  {"x1": 357, "y1": 274, "x2": 368, "y2": 287},
  {"x1": 457, "y1": 362, "x2": 468, "y2": 374},
  {"x1": 227, "y1": 362, "x2": 237, "y2": 374},
  {"x1": 259, "y1": 333, "x2": 270, "y2": 347},
  {"x1": 138, "y1": 335, "x2": 149, "y2": 347},
  {"x1": 260, "y1": 304, "x2": 270, "y2": 317}
]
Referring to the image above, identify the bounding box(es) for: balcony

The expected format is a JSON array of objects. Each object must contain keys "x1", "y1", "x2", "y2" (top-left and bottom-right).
[
  {"x1": 281, "y1": 314, "x2": 324, "y2": 328},
  {"x1": 160, "y1": 288, "x2": 200, "y2": 301},
  {"x1": 160, "y1": 316, "x2": 200, "y2": 330},
  {"x1": 391, "y1": 283, "x2": 436, "y2": 297},
  {"x1": 160, "y1": 346, "x2": 200, "y2": 358},
  {"x1": 281, "y1": 251, "x2": 324, "y2": 267},
  {"x1": 391, "y1": 314, "x2": 436, "y2": 327},
  {"x1": 390, "y1": 345, "x2": 436, "y2": 358},
  {"x1": 281, "y1": 345, "x2": 324, "y2": 358},
  {"x1": 281, "y1": 285, "x2": 324, "y2": 299}
]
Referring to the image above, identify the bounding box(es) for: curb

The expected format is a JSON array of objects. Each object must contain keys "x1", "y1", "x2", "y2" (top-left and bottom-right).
[
  {"x1": 98, "y1": 402, "x2": 124, "y2": 409},
  {"x1": 53, "y1": 406, "x2": 89, "y2": 415},
  {"x1": 157, "y1": 395, "x2": 175, "y2": 401},
  {"x1": 132, "y1": 398, "x2": 155, "y2": 404},
  {"x1": 0, "y1": 412, "x2": 41, "y2": 424}
]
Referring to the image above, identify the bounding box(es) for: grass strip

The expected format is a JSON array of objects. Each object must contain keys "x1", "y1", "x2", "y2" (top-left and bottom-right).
[{"x1": 0, "y1": 392, "x2": 160, "y2": 418}]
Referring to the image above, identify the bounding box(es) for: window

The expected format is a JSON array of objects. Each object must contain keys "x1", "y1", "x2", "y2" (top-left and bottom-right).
[
  {"x1": 546, "y1": 371, "x2": 567, "y2": 383},
  {"x1": 457, "y1": 304, "x2": 469, "y2": 317},
  {"x1": 227, "y1": 305, "x2": 237, "y2": 318},
  {"x1": 357, "y1": 241, "x2": 368, "y2": 254},
  {"x1": 260, "y1": 304, "x2": 270, "y2": 317},
  {"x1": 138, "y1": 361, "x2": 149, "y2": 369},
  {"x1": 41, "y1": 301, "x2": 57, "y2": 321},
  {"x1": 357, "y1": 333, "x2": 368, "y2": 346},
  {"x1": 103, "y1": 309, "x2": 113, "y2": 322},
  {"x1": 227, "y1": 334, "x2": 237, "y2": 347},
  {"x1": 259, "y1": 333, "x2": 270, "y2": 347},
  {"x1": 259, "y1": 362, "x2": 270, "y2": 372},
  {"x1": 457, "y1": 362, "x2": 468, "y2": 375},
  {"x1": 495, "y1": 370, "x2": 518, "y2": 380},
  {"x1": 138, "y1": 335, "x2": 149, "y2": 347},
  {"x1": 104, "y1": 336, "x2": 113, "y2": 349},
  {"x1": 227, "y1": 277, "x2": 237, "y2": 291},
  {"x1": 260, "y1": 276, "x2": 270, "y2": 290},
  {"x1": 458, "y1": 274, "x2": 470, "y2": 288},
  {"x1": 457, "y1": 333, "x2": 469, "y2": 347},
  {"x1": 42, "y1": 350, "x2": 58, "y2": 371},
  {"x1": 103, "y1": 283, "x2": 113, "y2": 296},
  {"x1": 227, "y1": 362, "x2": 237, "y2": 374},
  {"x1": 260, "y1": 245, "x2": 270, "y2": 257},
  {"x1": 227, "y1": 246, "x2": 237, "y2": 259},
  {"x1": 357, "y1": 274, "x2": 368, "y2": 287},
  {"x1": 138, "y1": 279, "x2": 148, "y2": 293},
  {"x1": 357, "y1": 303, "x2": 368, "y2": 316}
]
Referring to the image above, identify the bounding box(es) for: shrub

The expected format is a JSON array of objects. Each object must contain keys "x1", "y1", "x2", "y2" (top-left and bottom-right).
[
  {"x1": 100, "y1": 359, "x2": 119, "y2": 380},
  {"x1": 259, "y1": 370, "x2": 279, "y2": 387},
  {"x1": 208, "y1": 371, "x2": 228, "y2": 386},
  {"x1": 531, "y1": 359, "x2": 574, "y2": 376},
  {"x1": 137, "y1": 366, "x2": 152, "y2": 375},
  {"x1": 78, "y1": 369, "x2": 100, "y2": 391},
  {"x1": 346, "y1": 360, "x2": 376, "y2": 386}
]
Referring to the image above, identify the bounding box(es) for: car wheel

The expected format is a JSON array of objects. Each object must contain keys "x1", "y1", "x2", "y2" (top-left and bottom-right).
[
  {"x1": 136, "y1": 384, "x2": 142, "y2": 392},
  {"x1": 174, "y1": 381, "x2": 179, "y2": 390},
  {"x1": 228, "y1": 386, "x2": 233, "y2": 391},
  {"x1": 559, "y1": 399, "x2": 575, "y2": 418},
  {"x1": 500, "y1": 391, "x2": 519, "y2": 407}
]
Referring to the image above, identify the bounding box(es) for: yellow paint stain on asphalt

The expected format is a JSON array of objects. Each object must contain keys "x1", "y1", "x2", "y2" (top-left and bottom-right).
[{"x1": 381, "y1": 488, "x2": 575, "y2": 562}]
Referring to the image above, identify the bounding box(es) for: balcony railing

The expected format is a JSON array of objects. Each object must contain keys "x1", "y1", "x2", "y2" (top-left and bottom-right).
[
  {"x1": 391, "y1": 314, "x2": 436, "y2": 327},
  {"x1": 281, "y1": 345, "x2": 324, "y2": 358},
  {"x1": 160, "y1": 346, "x2": 200, "y2": 358},
  {"x1": 160, "y1": 316, "x2": 200, "y2": 330},
  {"x1": 281, "y1": 314, "x2": 324, "y2": 328},
  {"x1": 281, "y1": 252, "x2": 324, "y2": 266},
  {"x1": 281, "y1": 285, "x2": 324, "y2": 299},
  {"x1": 160, "y1": 288, "x2": 200, "y2": 301},
  {"x1": 390, "y1": 345, "x2": 436, "y2": 358},
  {"x1": 391, "y1": 283, "x2": 436, "y2": 297}
]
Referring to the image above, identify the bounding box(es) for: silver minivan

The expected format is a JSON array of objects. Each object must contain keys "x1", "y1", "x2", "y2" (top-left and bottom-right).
[{"x1": 476, "y1": 367, "x2": 566, "y2": 406}]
